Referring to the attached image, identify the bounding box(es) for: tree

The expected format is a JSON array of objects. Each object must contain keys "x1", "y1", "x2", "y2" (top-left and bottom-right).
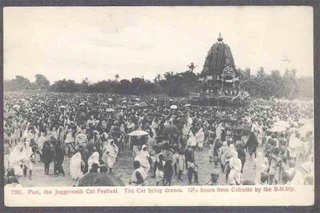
[
  {"x1": 296, "y1": 76, "x2": 313, "y2": 99},
  {"x1": 131, "y1": 78, "x2": 144, "y2": 95},
  {"x1": 50, "y1": 79, "x2": 77, "y2": 93},
  {"x1": 163, "y1": 71, "x2": 175, "y2": 82},
  {"x1": 256, "y1": 67, "x2": 265, "y2": 77},
  {"x1": 244, "y1": 67, "x2": 251, "y2": 78},
  {"x1": 4, "y1": 68, "x2": 313, "y2": 100},
  {"x1": 154, "y1": 74, "x2": 162, "y2": 83},
  {"x1": 35, "y1": 74, "x2": 50, "y2": 90},
  {"x1": 115, "y1": 74, "x2": 120, "y2": 82},
  {"x1": 283, "y1": 69, "x2": 298, "y2": 99},
  {"x1": 119, "y1": 79, "x2": 131, "y2": 94},
  {"x1": 187, "y1": 62, "x2": 197, "y2": 72}
]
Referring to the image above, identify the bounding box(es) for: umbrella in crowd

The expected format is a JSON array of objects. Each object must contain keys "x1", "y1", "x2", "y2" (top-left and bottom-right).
[
  {"x1": 269, "y1": 125, "x2": 287, "y2": 133},
  {"x1": 139, "y1": 102, "x2": 148, "y2": 108},
  {"x1": 170, "y1": 105, "x2": 178, "y2": 110},
  {"x1": 162, "y1": 125, "x2": 179, "y2": 135},
  {"x1": 2, "y1": 91, "x2": 314, "y2": 188},
  {"x1": 128, "y1": 130, "x2": 149, "y2": 136},
  {"x1": 106, "y1": 108, "x2": 115, "y2": 113},
  {"x1": 12, "y1": 105, "x2": 20, "y2": 110}
]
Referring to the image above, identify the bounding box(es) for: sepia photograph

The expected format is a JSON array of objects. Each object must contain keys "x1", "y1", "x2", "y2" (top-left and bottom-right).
[{"x1": 3, "y1": 6, "x2": 315, "y2": 206}]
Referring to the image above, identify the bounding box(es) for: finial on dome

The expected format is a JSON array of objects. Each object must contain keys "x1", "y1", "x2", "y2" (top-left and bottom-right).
[{"x1": 217, "y1": 32, "x2": 223, "y2": 42}]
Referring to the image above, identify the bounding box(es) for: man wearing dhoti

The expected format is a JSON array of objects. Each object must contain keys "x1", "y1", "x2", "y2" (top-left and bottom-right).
[
  {"x1": 177, "y1": 148, "x2": 185, "y2": 181},
  {"x1": 218, "y1": 141, "x2": 229, "y2": 172},
  {"x1": 36, "y1": 132, "x2": 45, "y2": 161},
  {"x1": 154, "y1": 154, "x2": 165, "y2": 186},
  {"x1": 186, "y1": 131, "x2": 197, "y2": 148},
  {"x1": 22, "y1": 143, "x2": 35, "y2": 180},
  {"x1": 268, "y1": 147, "x2": 283, "y2": 185},
  {"x1": 185, "y1": 146, "x2": 198, "y2": 185}
]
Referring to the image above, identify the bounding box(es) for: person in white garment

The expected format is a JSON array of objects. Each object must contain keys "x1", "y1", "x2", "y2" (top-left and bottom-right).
[
  {"x1": 254, "y1": 152, "x2": 269, "y2": 185},
  {"x1": 21, "y1": 143, "x2": 36, "y2": 180},
  {"x1": 186, "y1": 131, "x2": 197, "y2": 148},
  {"x1": 218, "y1": 141, "x2": 229, "y2": 173},
  {"x1": 288, "y1": 131, "x2": 300, "y2": 162},
  {"x1": 8, "y1": 144, "x2": 25, "y2": 177},
  {"x1": 134, "y1": 145, "x2": 152, "y2": 176},
  {"x1": 301, "y1": 154, "x2": 314, "y2": 185},
  {"x1": 215, "y1": 123, "x2": 223, "y2": 140},
  {"x1": 70, "y1": 152, "x2": 84, "y2": 186},
  {"x1": 154, "y1": 154, "x2": 165, "y2": 186},
  {"x1": 102, "y1": 139, "x2": 119, "y2": 173},
  {"x1": 129, "y1": 161, "x2": 147, "y2": 186},
  {"x1": 228, "y1": 151, "x2": 242, "y2": 185},
  {"x1": 65, "y1": 127, "x2": 75, "y2": 157},
  {"x1": 87, "y1": 149, "x2": 100, "y2": 172},
  {"x1": 283, "y1": 160, "x2": 304, "y2": 185},
  {"x1": 36, "y1": 132, "x2": 46, "y2": 161},
  {"x1": 195, "y1": 127, "x2": 205, "y2": 151}
]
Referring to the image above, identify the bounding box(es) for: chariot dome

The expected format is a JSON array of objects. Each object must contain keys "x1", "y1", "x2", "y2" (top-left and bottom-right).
[{"x1": 201, "y1": 33, "x2": 238, "y2": 78}]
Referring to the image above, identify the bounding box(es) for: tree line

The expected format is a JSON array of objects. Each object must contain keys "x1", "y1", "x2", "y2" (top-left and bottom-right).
[{"x1": 4, "y1": 67, "x2": 313, "y2": 99}]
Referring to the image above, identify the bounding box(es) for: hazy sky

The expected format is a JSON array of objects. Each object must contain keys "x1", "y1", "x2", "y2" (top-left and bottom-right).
[{"x1": 4, "y1": 6, "x2": 313, "y2": 84}]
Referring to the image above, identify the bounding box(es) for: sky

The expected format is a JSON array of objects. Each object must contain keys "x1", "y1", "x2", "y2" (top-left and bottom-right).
[{"x1": 4, "y1": 6, "x2": 313, "y2": 84}]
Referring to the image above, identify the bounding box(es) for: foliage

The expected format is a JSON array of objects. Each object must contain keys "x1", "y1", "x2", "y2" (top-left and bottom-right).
[
  {"x1": 238, "y1": 68, "x2": 312, "y2": 100},
  {"x1": 35, "y1": 74, "x2": 50, "y2": 90},
  {"x1": 4, "y1": 67, "x2": 314, "y2": 100}
]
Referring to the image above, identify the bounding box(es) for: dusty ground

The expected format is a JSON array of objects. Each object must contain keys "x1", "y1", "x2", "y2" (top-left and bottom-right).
[{"x1": 15, "y1": 146, "x2": 270, "y2": 187}]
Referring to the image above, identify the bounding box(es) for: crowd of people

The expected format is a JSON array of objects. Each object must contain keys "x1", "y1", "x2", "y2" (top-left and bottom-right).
[{"x1": 3, "y1": 91, "x2": 314, "y2": 187}]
